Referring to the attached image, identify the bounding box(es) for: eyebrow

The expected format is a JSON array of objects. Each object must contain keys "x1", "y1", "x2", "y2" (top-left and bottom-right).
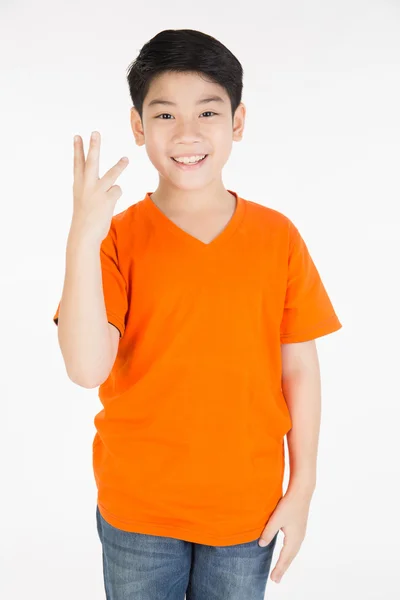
[{"x1": 147, "y1": 95, "x2": 225, "y2": 108}]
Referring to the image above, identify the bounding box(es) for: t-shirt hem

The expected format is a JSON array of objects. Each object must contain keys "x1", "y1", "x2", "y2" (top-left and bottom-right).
[
  {"x1": 280, "y1": 313, "x2": 342, "y2": 343},
  {"x1": 97, "y1": 503, "x2": 266, "y2": 546},
  {"x1": 53, "y1": 310, "x2": 125, "y2": 338},
  {"x1": 106, "y1": 310, "x2": 125, "y2": 338}
]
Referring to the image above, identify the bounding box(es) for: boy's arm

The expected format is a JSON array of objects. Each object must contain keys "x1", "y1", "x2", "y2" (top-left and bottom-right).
[
  {"x1": 56, "y1": 225, "x2": 118, "y2": 388},
  {"x1": 281, "y1": 339, "x2": 321, "y2": 498}
]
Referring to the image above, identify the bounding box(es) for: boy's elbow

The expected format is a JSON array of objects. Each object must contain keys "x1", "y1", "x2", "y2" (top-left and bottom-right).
[
  {"x1": 66, "y1": 365, "x2": 110, "y2": 389},
  {"x1": 67, "y1": 370, "x2": 99, "y2": 389},
  {"x1": 56, "y1": 326, "x2": 116, "y2": 389}
]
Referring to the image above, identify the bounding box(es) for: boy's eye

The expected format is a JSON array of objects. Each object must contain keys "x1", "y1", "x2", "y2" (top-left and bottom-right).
[{"x1": 155, "y1": 111, "x2": 217, "y2": 119}]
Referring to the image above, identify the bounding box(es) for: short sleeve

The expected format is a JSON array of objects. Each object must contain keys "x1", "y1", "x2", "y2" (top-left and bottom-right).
[
  {"x1": 52, "y1": 224, "x2": 128, "y2": 338},
  {"x1": 280, "y1": 220, "x2": 342, "y2": 343}
]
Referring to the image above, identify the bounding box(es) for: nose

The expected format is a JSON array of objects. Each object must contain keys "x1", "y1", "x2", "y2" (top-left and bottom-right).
[{"x1": 172, "y1": 118, "x2": 203, "y2": 143}]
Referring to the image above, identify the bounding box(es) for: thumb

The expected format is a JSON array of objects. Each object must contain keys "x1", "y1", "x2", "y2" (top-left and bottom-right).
[{"x1": 258, "y1": 525, "x2": 279, "y2": 547}]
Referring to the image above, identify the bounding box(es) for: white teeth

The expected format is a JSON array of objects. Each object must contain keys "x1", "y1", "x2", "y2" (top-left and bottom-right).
[{"x1": 173, "y1": 155, "x2": 206, "y2": 164}]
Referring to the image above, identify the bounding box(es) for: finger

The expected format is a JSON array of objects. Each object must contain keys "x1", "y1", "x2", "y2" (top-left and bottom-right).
[
  {"x1": 107, "y1": 184, "x2": 123, "y2": 203},
  {"x1": 85, "y1": 130, "x2": 100, "y2": 182},
  {"x1": 259, "y1": 527, "x2": 278, "y2": 546},
  {"x1": 270, "y1": 542, "x2": 295, "y2": 583},
  {"x1": 73, "y1": 134, "x2": 85, "y2": 189},
  {"x1": 99, "y1": 156, "x2": 129, "y2": 192}
]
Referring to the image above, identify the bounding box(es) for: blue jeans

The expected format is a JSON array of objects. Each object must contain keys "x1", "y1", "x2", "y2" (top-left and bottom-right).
[{"x1": 96, "y1": 504, "x2": 278, "y2": 599}]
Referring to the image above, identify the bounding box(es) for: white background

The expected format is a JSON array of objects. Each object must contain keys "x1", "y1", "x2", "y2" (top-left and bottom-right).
[{"x1": 1, "y1": 0, "x2": 399, "y2": 598}]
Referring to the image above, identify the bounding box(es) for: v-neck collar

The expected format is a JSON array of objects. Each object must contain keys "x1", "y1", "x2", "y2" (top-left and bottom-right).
[{"x1": 141, "y1": 189, "x2": 246, "y2": 251}]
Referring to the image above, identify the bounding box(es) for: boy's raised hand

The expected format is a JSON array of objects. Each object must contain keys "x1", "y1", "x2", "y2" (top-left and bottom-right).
[{"x1": 71, "y1": 131, "x2": 129, "y2": 244}]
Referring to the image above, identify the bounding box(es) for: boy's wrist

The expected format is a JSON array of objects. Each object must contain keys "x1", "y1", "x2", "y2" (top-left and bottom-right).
[{"x1": 286, "y1": 472, "x2": 316, "y2": 498}]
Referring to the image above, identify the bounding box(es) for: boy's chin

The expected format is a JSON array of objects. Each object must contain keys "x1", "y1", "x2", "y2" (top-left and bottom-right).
[{"x1": 157, "y1": 171, "x2": 214, "y2": 191}]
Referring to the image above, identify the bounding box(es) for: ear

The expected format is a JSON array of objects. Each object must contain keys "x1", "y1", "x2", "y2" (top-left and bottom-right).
[
  {"x1": 130, "y1": 107, "x2": 145, "y2": 146},
  {"x1": 232, "y1": 102, "x2": 246, "y2": 142}
]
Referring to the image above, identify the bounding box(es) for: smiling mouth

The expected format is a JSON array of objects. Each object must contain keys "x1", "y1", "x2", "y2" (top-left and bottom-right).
[{"x1": 171, "y1": 155, "x2": 208, "y2": 164}]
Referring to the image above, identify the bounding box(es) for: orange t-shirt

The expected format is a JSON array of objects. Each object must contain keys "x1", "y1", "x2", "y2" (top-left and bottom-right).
[{"x1": 53, "y1": 189, "x2": 342, "y2": 546}]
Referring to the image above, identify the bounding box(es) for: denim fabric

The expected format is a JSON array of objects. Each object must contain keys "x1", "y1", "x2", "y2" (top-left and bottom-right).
[{"x1": 96, "y1": 505, "x2": 278, "y2": 599}]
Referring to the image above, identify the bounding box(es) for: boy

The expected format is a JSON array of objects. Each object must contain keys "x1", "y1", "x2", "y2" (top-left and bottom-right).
[{"x1": 53, "y1": 28, "x2": 342, "y2": 599}]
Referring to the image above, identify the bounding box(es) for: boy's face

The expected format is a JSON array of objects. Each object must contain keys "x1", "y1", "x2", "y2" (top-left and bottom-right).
[{"x1": 130, "y1": 71, "x2": 245, "y2": 191}]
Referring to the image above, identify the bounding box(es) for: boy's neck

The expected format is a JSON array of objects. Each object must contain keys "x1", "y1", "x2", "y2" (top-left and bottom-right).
[{"x1": 149, "y1": 180, "x2": 234, "y2": 214}]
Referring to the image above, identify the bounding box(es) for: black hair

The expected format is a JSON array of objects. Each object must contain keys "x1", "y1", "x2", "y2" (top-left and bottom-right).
[{"x1": 126, "y1": 29, "x2": 243, "y2": 123}]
